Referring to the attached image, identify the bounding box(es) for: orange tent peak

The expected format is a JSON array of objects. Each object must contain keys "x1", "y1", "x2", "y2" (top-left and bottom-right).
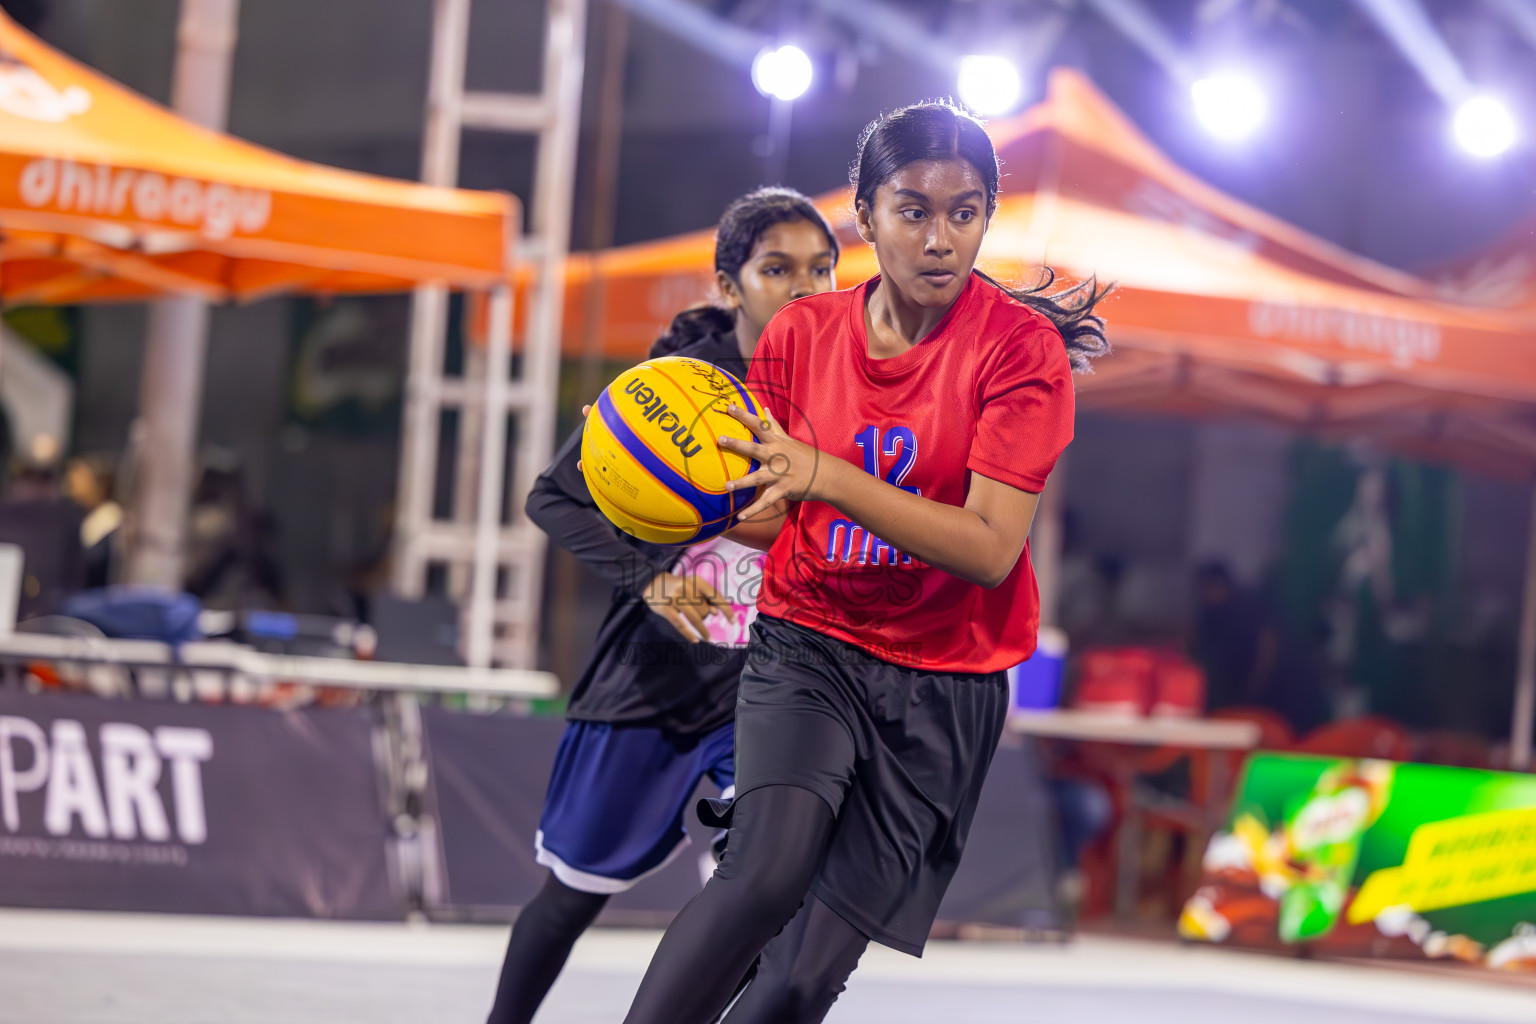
[
  {"x1": 989, "y1": 68, "x2": 1174, "y2": 176},
  {"x1": 1430, "y1": 213, "x2": 1536, "y2": 314},
  {"x1": 0, "y1": 9, "x2": 515, "y2": 302},
  {"x1": 981, "y1": 67, "x2": 1433, "y2": 301}
]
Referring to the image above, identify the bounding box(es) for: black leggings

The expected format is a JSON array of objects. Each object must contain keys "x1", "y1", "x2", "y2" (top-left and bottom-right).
[
  {"x1": 721, "y1": 893, "x2": 869, "y2": 1023},
  {"x1": 625, "y1": 785, "x2": 865, "y2": 1024},
  {"x1": 486, "y1": 873, "x2": 609, "y2": 1024}
]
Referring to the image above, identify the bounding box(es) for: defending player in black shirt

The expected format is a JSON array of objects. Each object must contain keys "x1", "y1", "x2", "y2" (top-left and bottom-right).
[{"x1": 485, "y1": 187, "x2": 839, "y2": 1024}]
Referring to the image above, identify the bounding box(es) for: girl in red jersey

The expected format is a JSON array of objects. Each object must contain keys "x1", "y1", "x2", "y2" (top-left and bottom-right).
[{"x1": 621, "y1": 100, "x2": 1109, "y2": 1024}]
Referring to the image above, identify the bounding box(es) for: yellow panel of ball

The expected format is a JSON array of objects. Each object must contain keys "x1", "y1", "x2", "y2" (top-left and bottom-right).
[{"x1": 582, "y1": 356, "x2": 764, "y2": 545}]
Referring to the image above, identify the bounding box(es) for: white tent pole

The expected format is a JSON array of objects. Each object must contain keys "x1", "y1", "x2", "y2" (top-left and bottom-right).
[
  {"x1": 125, "y1": 0, "x2": 241, "y2": 589},
  {"x1": 1512, "y1": 481, "x2": 1536, "y2": 770},
  {"x1": 466, "y1": 285, "x2": 513, "y2": 669},
  {"x1": 127, "y1": 299, "x2": 209, "y2": 588}
]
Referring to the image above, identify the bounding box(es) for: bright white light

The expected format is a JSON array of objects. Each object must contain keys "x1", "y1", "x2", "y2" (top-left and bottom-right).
[
  {"x1": 1453, "y1": 95, "x2": 1517, "y2": 158},
  {"x1": 957, "y1": 55, "x2": 1023, "y2": 116},
  {"x1": 1191, "y1": 72, "x2": 1267, "y2": 142},
  {"x1": 752, "y1": 45, "x2": 813, "y2": 102}
]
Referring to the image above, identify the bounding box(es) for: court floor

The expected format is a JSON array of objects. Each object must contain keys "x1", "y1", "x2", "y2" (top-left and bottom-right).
[{"x1": 3, "y1": 909, "x2": 1535, "y2": 1024}]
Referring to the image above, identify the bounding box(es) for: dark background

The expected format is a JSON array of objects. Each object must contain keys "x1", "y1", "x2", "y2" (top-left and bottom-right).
[
  {"x1": 18, "y1": 1, "x2": 1536, "y2": 265},
  {"x1": 1, "y1": 0, "x2": 1532, "y2": 737}
]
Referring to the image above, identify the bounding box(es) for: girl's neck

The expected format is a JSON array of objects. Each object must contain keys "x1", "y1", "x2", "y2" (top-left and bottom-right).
[
  {"x1": 864, "y1": 273, "x2": 960, "y2": 358},
  {"x1": 733, "y1": 316, "x2": 759, "y2": 361}
]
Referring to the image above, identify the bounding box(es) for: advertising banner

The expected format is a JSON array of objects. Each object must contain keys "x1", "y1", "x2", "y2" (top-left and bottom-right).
[
  {"x1": 0, "y1": 689, "x2": 399, "y2": 919},
  {"x1": 421, "y1": 708, "x2": 1062, "y2": 930},
  {"x1": 420, "y1": 708, "x2": 716, "y2": 921},
  {"x1": 1180, "y1": 753, "x2": 1536, "y2": 971}
]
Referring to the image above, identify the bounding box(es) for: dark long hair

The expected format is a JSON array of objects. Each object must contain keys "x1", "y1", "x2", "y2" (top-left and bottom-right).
[
  {"x1": 851, "y1": 99, "x2": 1110, "y2": 372},
  {"x1": 650, "y1": 187, "x2": 840, "y2": 358}
]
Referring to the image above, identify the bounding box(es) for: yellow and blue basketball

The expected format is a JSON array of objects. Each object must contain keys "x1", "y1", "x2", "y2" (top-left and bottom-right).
[{"x1": 581, "y1": 355, "x2": 763, "y2": 545}]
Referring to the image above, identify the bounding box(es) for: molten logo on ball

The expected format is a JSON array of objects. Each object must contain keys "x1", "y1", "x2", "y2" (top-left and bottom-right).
[{"x1": 622, "y1": 377, "x2": 704, "y2": 459}]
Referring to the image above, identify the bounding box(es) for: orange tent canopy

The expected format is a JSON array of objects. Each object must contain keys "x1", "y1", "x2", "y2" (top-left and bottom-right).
[
  {"x1": 553, "y1": 69, "x2": 1536, "y2": 479},
  {"x1": 0, "y1": 10, "x2": 514, "y2": 303},
  {"x1": 1432, "y1": 216, "x2": 1536, "y2": 318}
]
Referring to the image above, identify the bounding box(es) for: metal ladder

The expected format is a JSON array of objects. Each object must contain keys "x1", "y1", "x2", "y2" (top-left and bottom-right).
[{"x1": 391, "y1": 0, "x2": 588, "y2": 669}]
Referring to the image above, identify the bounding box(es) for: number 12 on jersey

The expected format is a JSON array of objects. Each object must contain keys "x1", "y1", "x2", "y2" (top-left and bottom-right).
[{"x1": 826, "y1": 425, "x2": 920, "y2": 566}]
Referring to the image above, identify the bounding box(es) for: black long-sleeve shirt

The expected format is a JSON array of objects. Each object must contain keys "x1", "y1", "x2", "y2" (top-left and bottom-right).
[{"x1": 526, "y1": 330, "x2": 750, "y2": 735}]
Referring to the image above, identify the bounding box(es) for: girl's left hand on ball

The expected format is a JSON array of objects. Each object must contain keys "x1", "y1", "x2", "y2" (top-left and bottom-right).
[
  {"x1": 577, "y1": 404, "x2": 591, "y2": 471},
  {"x1": 719, "y1": 404, "x2": 832, "y2": 521}
]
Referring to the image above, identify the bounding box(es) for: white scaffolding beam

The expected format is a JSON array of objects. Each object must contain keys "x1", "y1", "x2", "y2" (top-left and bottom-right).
[{"x1": 392, "y1": 0, "x2": 588, "y2": 668}]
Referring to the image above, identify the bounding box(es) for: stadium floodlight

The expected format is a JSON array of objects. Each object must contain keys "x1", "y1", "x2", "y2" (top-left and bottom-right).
[
  {"x1": 1190, "y1": 72, "x2": 1267, "y2": 142},
  {"x1": 1453, "y1": 95, "x2": 1517, "y2": 158},
  {"x1": 957, "y1": 55, "x2": 1023, "y2": 116},
  {"x1": 752, "y1": 44, "x2": 813, "y2": 102}
]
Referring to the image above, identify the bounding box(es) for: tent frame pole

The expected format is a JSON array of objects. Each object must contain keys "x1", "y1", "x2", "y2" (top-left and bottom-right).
[
  {"x1": 466, "y1": 285, "x2": 513, "y2": 669},
  {"x1": 1513, "y1": 482, "x2": 1536, "y2": 770},
  {"x1": 125, "y1": 0, "x2": 241, "y2": 589},
  {"x1": 127, "y1": 298, "x2": 209, "y2": 588},
  {"x1": 392, "y1": 284, "x2": 449, "y2": 599}
]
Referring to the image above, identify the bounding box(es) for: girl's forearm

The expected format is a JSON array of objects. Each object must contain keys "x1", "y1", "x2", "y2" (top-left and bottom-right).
[
  {"x1": 816, "y1": 457, "x2": 1022, "y2": 588},
  {"x1": 725, "y1": 507, "x2": 786, "y2": 551}
]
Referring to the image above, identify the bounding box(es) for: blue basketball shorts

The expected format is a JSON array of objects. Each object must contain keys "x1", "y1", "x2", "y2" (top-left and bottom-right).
[{"x1": 535, "y1": 718, "x2": 735, "y2": 893}]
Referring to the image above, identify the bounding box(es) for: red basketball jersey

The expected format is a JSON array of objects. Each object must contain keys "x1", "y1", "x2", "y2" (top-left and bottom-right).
[{"x1": 745, "y1": 273, "x2": 1076, "y2": 672}]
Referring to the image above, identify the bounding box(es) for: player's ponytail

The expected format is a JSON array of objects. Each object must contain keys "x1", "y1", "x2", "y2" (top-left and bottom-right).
[
  {"x1": 650, "y1": 186, "x2": 841, "y2": 359},
  {"x1": 649, "y1": 304, "x2": 736, "y2": 357},
  {"x1": 976, "y1": 269, "x2": 1112, "y2": 372},
  {"x1": 851, "y1": 99, "x2": 1111, "y2": 372}
]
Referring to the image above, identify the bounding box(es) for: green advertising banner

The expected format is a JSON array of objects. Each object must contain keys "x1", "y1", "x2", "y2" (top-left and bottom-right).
[{"x1": 1179, "y1": 753, "x2": 1536, "y2": 972}]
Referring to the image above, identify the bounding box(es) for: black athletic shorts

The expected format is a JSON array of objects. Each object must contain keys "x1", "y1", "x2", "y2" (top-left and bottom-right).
[{"x1": 705, "y1": 614, "x2": 1009, "y2": 956}]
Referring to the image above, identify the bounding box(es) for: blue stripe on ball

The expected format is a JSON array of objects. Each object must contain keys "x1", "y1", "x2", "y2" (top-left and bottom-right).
[
  {"x1": 717, "y1": 366, "x2": 758, "y2": 416},
  {"x1": 596, "y1": 389, "x2": 737, "y2": 526}
]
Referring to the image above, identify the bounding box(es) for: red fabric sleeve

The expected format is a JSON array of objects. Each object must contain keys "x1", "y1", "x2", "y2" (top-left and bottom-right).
[
  {"x1": 745, "y1": 314, "x2": 792, "y2": 424},
  {"x1": 966, "y1": 321, "x2": 1076, "y2": 493}
]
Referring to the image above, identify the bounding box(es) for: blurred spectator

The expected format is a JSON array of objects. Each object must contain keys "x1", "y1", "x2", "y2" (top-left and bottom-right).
[
  {"x1": 338, "y1": 502, "x2": 394, "y2": 624},
  {"x1": 0, "y1": 434, "x2": 84, "y2": 619},
  {"x1": 1265, "y1": 618, "x2": 1333, "y2": 736},
  {"x1": 1048, "y1": 774, "x2": 1112, "y2": 880},
  {"x1": 1035, "y1": 736, "x2": 1115, "y2": 920},
  {"x1": 1193, "y1": 561, "x2": 1330, "y2": 733},
  {"x1": 1191, "y1": 561, "x2": 1276, "y2": 711},
  {"x1": 1060, "y1": 553, "x2": 1138, "y2": 647},
  {"x1": 64, "y1": 454, "x2": 122, "y2": 589},
  {"x1": 184, "y1": 457, "x2": 285, "y2": 611}
]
